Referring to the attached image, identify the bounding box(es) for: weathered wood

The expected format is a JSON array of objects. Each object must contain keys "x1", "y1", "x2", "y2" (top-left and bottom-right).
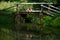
[
  {"x1": 15, "y1": 4, "x2": 20, "y2": 40},
  {"x1": 40, "y1": 4, "x2": 43, "y2": 40},
  {"x1": 19, "y1": 3, "x2": 53, "y2": 5}
]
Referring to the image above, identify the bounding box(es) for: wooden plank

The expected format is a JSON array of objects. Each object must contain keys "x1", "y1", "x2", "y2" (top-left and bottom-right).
[
  {"x1": 19, "y1": 10, "x2": 41, "y2": 14},
  {"x1": 19, "y1": 3, "x2": 53, "y2": 5},
  {"x1": 19, "y1": 11, "x2": 41, "y2": 14}
]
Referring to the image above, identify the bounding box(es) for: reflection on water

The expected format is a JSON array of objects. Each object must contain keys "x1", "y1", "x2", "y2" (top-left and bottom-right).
[
  {"x1": 0, "y1": 28, "x2": 60, "y2": 40},
  {"x1": 0, "y1": 24, "x2": 60, "y2": 40}
]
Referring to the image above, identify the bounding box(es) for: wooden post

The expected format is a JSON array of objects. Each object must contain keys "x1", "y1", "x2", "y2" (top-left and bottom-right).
[
  {"x1": 40, "y1": 4, "x2": 43, "y2": 40},
  {"x1": 15, "y1": 4, "x2": 20, "y2": 40},
  {"x1": 15, "y1": 4, "x2": 20, "y2": 24}
]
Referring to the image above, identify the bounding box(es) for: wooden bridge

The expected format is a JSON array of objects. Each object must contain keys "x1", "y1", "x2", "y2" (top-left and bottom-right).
[{"x1": 0, "y1": 3, "x2": 60, "y2": 40}]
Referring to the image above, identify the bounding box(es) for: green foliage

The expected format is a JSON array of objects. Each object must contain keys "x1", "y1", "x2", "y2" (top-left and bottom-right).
[
  {"x1": 51, "y1": 15, "x2": 60, "y2": 27},
  {"x1": 0, "y1": 1, "x2": 15, "y2": 10},
  {"x1": 43, "y1": 0, "x2": 57, "y2": 3},
  {"x1": 43, "y1": 16, "x2": 52, "y2": 27},
  {"x1": 0, "y1": 15, "x2": 14, "y2": 24},
  {"x1": 0, "y1": 0, "x2": 60, "y2": 40}
]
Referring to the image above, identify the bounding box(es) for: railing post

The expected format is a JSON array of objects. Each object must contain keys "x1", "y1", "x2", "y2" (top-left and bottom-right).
[
  {"x1": 15, "y1": 4, "x2": 20, "y2": 24},
  {"x1": 15, "y1": 4, "x2": 20, "y2": 40},
  {"x1": 40, "y1": 4, "x2": 43, "y2": 40}
]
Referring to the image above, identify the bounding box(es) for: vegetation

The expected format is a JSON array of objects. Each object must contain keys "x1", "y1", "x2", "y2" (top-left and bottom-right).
[{"x1": 0, "y1": 0, "x2": 60, "y2": 40}]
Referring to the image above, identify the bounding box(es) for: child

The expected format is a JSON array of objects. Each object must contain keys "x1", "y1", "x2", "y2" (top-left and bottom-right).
[{"x1": 26, "y1": 8, "x2": 33, "y2": 12}]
